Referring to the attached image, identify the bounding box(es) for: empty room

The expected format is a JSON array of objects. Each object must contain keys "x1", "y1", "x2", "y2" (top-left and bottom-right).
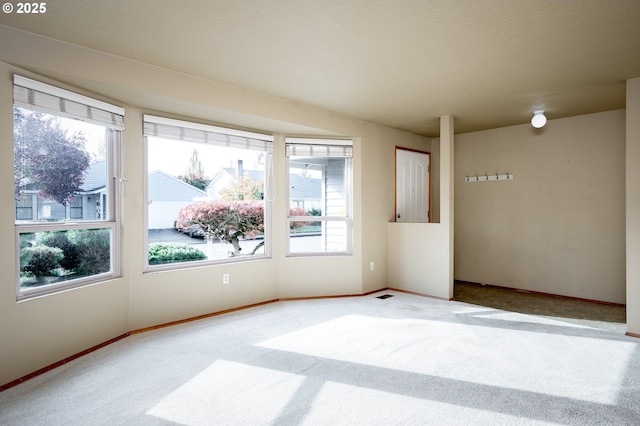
[{"x1": 1, "y1": 1, "x2": 640, "y2": 424}]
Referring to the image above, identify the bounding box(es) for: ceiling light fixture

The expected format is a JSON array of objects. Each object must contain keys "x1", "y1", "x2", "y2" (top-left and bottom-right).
[{"x1": 531, "y1": 110, "x2": 547, "y2": 128}]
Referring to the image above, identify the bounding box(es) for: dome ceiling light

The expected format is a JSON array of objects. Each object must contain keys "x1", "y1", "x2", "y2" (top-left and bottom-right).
[{"x1": 531, "y1": 110, "x2": 547, "y2": 128}]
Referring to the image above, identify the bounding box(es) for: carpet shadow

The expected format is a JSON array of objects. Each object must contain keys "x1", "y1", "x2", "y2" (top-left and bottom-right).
[{"x1": 232, "y1": 345, "x2": 640, "y2": 425}]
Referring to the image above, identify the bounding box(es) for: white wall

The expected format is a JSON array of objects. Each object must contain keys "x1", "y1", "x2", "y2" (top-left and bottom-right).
[
  {"x1": 626, "y1": 77, "x2": 640, "y2": 335},
  {"x1": 455, "y1": 110, "x2": 626, "y2": 304},
  {"x1": 358, "y1": 127, "x2": 432, "y2": 294},
  {"x1": 0, "y1": 25, "x2": 430, "y2": 385},
  {"x1": 387, "y1": 115, "x2": 454, "y2": 300},
  {"x1": 0, "y1": 62, "x2": 131, "y2": 388},
  {"x1": 147, "y1": 201, "x2": 186, "y2": 229}
]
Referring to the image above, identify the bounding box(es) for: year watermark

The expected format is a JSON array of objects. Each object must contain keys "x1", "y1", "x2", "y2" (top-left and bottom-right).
[{"x1": 3, "y1": 2, "x2": 47, "y2": 14}]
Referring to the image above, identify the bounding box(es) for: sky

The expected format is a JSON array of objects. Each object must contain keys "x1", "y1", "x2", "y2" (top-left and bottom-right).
[
  {"x1": 147, "y1": 137, "x2": 264, "y2": 178},
  {"x1": 59, "y1": 115, "x2": 106, "y2": 161}
]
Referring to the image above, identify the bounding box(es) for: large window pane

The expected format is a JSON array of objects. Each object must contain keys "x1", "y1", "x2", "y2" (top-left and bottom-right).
[
  {"x1": 19, "y1": 228, "x2": 113, "y2": 290},
  {"x1": 145, "y1": 116, "x2": 272, "y2": 268},
  {"x1": 286, "y1": 139, "x2": 353, "y2": 255},
  {"x1": 14, "y1": 108, "x2": 111, "y2": 223},
  {"x1": 13, "y1": 76, "x2": 122, "y2": 300}
]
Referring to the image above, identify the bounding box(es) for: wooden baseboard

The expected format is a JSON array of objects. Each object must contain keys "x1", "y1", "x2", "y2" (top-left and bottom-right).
[
  {"x1": 130, "y1": 299, "x2": 279, "y2": 334},
  {"x1": 625, "y1": 332, "x2": 640, "y2": 339},
  {"x1": 0, "y1": 333, "x2": 129, "y2": 393},
  {"x1": 279, "y1": 292, "x2": 370, "y2": 302},
  {"x1": 387, "y1": 287, "x2": 451, "y2": 301}
]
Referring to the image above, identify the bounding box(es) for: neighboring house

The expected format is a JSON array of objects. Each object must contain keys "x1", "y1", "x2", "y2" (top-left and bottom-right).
[
  {"x1": 15, "y1": 160, "x2": 108, "y2": 222},
  {"x1": 16, "y1": 163, "x2": 208, "y2": 229},
  {"x1": 288, "y1": 173, "x2": 321, "y2": 211},
  {"x1": 206, "y1": 160, "x2": 321, "y2": 210},
  {"x1": 207, "y1": 166, "x2": 264, "y2": 200},
  {"x1": 147, "y1": 170, "x2": 207, "y2": 229}
]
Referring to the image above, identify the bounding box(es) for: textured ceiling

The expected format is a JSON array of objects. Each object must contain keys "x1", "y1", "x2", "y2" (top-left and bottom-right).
[{"x1": 1, "y1": 0, "x2": 640, "y2": 136}]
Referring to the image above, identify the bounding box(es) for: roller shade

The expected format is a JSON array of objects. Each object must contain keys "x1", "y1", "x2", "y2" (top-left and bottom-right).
[
  {"x1": 285, "y1": 137, "x2": 352, "y2": 157},
  {"x1": 144, "y1": 115, "x2": 273, "y2": 153},
  {"x1": 13, "y1": 75, "x2": 125, "y2": 130}
]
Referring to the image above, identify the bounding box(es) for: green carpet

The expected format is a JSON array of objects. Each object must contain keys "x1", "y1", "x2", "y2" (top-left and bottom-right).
[{"x1": 454, "y1": 281, "x2": 626, "y2": 326}]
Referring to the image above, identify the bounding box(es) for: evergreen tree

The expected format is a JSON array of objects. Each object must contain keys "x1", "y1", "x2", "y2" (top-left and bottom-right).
[{"x1": 178, "y1": 149, "x2": 208, "y2": 190}]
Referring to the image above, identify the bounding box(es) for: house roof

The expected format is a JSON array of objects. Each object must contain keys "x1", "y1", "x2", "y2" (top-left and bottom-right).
[
  {"x1": 289, "y1": 174, "x2": 321, "y2": 200},
  {"x1": 207, "y1": 168, "x2": 265, "y2": 191},
  {"x1": 19, "y1": 160, "x2": 108, "y2": 194},
  {"x1": 148, "y1": 170, "x2": 207, "y2": 201},
  {"x1": 207, "y1": 167, "x2": 320, "y2": 199},
  {"x1": 1, "y1": 1, "x2": 639, "y2": 137},
  {"x1": 222, "y1": 168, "x2": 264, "y2": 183},
  {"x1": 80, "y1": 160, "x2": 106, "y2": 192}
]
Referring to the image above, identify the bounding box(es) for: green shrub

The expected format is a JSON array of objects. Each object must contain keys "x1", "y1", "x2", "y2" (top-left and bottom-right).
[
  {"x1": 68, "y1": 229, "x2": 111, "y2": 275},
  {"x1": 20, "y1": 233, "x2": 35, "y2": 250},
  {"x1": 148, "y1": 243, "x2": 207, "y2": 265},
  {"x1": 21, "y1": 245, "x2": 64, "y2": 277},
  {"x1": 36, "y1": 231, "x2": 81, "y2": 271}
]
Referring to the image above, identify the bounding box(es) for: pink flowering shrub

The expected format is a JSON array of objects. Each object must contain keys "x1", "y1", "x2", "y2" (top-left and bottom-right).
[
  {"x1": 289, "y1": 206, "x2": 306, "y2": 230},
  {"x1": 177, "y1": 200, "x2": 264, "y2": 256}
]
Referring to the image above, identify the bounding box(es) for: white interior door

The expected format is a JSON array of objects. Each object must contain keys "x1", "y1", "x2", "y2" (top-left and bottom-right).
[{"x1": 396, "y1": 148, "x2": 430, "y2": 222}]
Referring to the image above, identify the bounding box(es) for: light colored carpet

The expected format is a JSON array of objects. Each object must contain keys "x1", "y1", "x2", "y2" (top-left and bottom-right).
[{"x1": 1, "y1": 290, "x2": 639, "y2": 425}]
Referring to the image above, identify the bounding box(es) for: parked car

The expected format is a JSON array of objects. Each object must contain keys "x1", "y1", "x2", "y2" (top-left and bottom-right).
[{"x1": 173, "y1": 220, "x2": 205, "y2": 238}]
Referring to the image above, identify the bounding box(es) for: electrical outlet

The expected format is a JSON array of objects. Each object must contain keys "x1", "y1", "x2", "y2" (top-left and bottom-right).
[
  {"x1": 370, "y1": 261, "x2": 375, "y2": 271},
  {"x1": 223, "y1": 273, "x2": 230, "y2": 284}
]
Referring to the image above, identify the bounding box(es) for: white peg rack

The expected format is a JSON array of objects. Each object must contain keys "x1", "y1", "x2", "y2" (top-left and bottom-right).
[{"x1": 465, "y1": 173, "x2": 513, "y2": 183}]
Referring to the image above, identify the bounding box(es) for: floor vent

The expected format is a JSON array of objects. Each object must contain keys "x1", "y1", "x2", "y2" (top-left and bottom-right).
[{"x1": 376, "y1": 294, "x2": 394, "y2": 299}]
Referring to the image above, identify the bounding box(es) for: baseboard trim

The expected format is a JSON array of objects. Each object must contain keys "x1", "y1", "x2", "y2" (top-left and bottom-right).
[
  {"x1": 130, "y1": 299, "x2": 280, "y2": 334},
  {"x1": 0, "y1": 332, "x2": 130, "y2": 393},
  {"x1": 455, "y1": 280, "x2": 626, "y2": 308},
  {"x1": 279, "y1": 293, "x2": 366, "y2": 302},
  {"x1": 387, "y1": 287, "x2": 451, "y2": 301},
  {"x1": 625, "y1": 332, "x2": 640, "y2": 339}
]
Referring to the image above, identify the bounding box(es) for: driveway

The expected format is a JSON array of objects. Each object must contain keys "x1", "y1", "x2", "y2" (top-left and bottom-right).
[
  {"x1": 148, "y1": 228, "x2": 322, "y2": 257},
  {"x1": 148, "y1": 228, "x2": 199, "y2": 244}
]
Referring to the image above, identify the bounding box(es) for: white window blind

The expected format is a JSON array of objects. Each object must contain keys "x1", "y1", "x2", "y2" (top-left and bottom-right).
[
  {"x1": 144, "y1": 115, "x2": 273, "y2": 153},
  {"x1": 285, "y1": 137, "x2": 352, "y2": 157},
  {"x1": 13, "y1": 75, "x2": 125, "y2": 130}
]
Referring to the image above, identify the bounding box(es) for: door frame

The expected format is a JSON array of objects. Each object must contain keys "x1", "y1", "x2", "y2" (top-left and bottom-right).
[{"x1": 394, "y1": 146, "x2": 431, "y2": 222}]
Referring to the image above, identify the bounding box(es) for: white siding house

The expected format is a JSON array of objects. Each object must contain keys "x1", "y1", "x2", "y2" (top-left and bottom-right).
[
  {"x1": 147, "y1": 170, "x2": 207, "y2": 229},
  {"x1": 206, "y1": 167, "x2": 264, "y2": 200},
  {"x1": 15, "y1": 160, "x2": 108, "y2": 222},
  {"x1": 207, "y1": 163, "x2": 321, "y2": 209}
]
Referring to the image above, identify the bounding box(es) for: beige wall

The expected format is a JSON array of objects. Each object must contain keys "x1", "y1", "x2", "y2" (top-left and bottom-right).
[
  {"x1": 0, "y1": 25, "x2": 430, "y2": 386},
  {"x1": 455, "y1": 110, "x2": 626, "y2": 304},
  {"x1": 0, "y1": 62, "x2": 132, "y2": 388},
  {"x1": 626, "y1": 77, "x2": 640, "y2": 335},
  {"x1": 387, "y1": 116, "x2": 454, "y2": 300}
]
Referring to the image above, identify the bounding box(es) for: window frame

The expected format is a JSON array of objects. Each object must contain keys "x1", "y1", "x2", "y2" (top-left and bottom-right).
[
  {"x1": 143, "y1": 115, "x2": 274, "y2": 272},
  {"x1": 13, "y1": 75, "x2": 123, "y2": 301},
  {"x1": 285, "y1": 137, "x2": 353, "y2": 256}
]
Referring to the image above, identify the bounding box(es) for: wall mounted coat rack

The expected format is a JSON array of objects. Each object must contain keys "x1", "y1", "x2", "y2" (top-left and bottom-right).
[{"x1": 465, "y1": 173, "x2": 513, "y2": 183}]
